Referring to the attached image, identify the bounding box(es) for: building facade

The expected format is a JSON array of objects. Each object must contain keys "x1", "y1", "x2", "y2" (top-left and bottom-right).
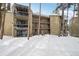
[
  {"x1": 3, "y1": 3, "x2": 65, "y2": 37},
  {"x1": 70, "y1": 17, "x2": 79, "y2": 37}
]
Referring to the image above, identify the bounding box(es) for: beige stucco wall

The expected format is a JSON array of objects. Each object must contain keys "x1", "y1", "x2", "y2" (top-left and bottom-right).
[
  {"x1": 50, "y1": 15, "x2": 61, "y2": 35},
  {"x1": 70, "y1": 17, "x2": 79, "y2": 37},
  {"x1": 4, "y1": 12, "x2": 13, "y2": 36}
]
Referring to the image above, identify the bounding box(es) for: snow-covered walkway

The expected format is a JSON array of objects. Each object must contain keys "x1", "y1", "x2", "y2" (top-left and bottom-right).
[{"x1": 0, "y1": 35, "x2": 79, "y2": 56}]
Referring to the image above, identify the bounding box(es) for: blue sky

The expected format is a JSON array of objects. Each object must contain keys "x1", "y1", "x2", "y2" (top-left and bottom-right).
[{"x1": 31, "y1": 3, "x2": 58, "y2": 15}]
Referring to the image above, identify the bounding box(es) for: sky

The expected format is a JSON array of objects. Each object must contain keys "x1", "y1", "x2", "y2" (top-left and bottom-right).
[
  {"x1": 31, "y1": 3, "x2": 58, "y2": 16},
  {"x1": 21, "y1": 3, "x2": 74, "y2": 16},
  {"x1": 21, "y1": 3, "x2": 58, "y2": 16}
]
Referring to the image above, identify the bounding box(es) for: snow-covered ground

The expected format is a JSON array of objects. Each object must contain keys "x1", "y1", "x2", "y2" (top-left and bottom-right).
[{"x1": 0, "y1": 35, "x2": 79, "y2": 56}]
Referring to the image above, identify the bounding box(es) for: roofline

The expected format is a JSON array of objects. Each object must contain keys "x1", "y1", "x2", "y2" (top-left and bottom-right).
[
  {"x1": 13, "y1": 3, "x2": 28, "y2": 9},
  {"x1": 32, "y1": 13, "x2": 49, "y2": 18},
  {"x1": 49, "y1": 15, "x2": 62, "y2": 17}
]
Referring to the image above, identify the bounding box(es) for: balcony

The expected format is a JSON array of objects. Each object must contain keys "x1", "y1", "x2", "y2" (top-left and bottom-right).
[
  {"x1": 14, "y1": 24, "x2": 28, "y2": 27},
  {"x1": 14, "y1": 26, "x2": 28, "y2": 30},
  {"x1": 14, "y1": 14, "x2": 28, "y2": 20}
]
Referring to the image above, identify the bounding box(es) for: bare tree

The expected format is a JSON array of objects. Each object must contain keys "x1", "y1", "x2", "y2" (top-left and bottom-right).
[
  {"x1": 0, "y1": 3, "x2": 6, "y2": 39},
  {"x1": 38, "y1": 3, "x2": 41, "y2": 35},
  {"x1": 0, "y1": 4, "x2": 2, "y2": 29},
  {"x1": 77, "y1": 4, "x2": 79, "y2": 33},
  {"x1": 28, "y1": 3, "x2": 32, "y2": 40}
]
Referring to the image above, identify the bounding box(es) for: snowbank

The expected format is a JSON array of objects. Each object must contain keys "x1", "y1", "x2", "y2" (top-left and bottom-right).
[{"x1": 0, "y1": 34, "x2": 79, "y2": 56}]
